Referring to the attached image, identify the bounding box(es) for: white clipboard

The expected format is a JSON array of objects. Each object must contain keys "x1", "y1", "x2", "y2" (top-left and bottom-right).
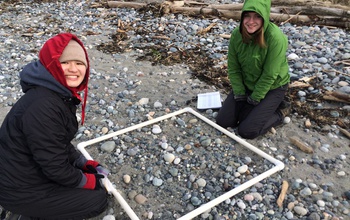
[{"x1": 197, "y1": 91, "x2": 222, "y2": 109}]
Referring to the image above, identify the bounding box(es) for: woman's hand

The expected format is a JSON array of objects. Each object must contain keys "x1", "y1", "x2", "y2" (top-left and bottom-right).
[{"x1": 247, "y1": 96, "x2": 260, "y2": 106}]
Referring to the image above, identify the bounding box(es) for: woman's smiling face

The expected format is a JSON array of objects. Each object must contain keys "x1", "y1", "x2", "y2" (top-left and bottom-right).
[
  {"x1": 243, "y1": 11, "x2": 263, "y2": 34},
  {"x1": 60, "y1": 60, "x2": 86, "y2": 88}
]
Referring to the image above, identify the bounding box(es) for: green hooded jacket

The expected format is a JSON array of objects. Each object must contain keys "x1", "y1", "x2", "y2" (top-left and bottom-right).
[{"x1": 227, "y1": 0, "x2": 290, "y2": 102}]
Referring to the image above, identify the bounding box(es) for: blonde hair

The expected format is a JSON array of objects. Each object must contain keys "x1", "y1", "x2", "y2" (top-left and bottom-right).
[{"x1": 241, "y1": 18, "x2": 267, "y2": 49}]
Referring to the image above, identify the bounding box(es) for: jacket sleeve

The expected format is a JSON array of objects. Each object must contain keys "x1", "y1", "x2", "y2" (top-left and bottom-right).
[
  {"x1": 250, "y1": 26, "x2": 288, "y2": 101},
  {"x1": 22, "y1": 98, "x2": 84, "y2": 188},
  {"x1": 67, "y1": 143, "x2": 86, "y2": 167},
  {"x1": 227, "y1": 28, "x2": 246, "y2": 96}
]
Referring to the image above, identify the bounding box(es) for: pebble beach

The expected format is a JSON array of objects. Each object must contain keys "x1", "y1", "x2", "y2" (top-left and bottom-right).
[{"x1": 0, "y1": 0, "x2": 349, "y2": 220}]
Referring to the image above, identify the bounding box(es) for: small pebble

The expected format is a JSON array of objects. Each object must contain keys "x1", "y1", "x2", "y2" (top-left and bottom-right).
[
  {"x1": 135, "y1": 194, "x2": 148, "y2": 204},
  {"x1": 123, "y1": 174, "x2": 131, "y2": 184}
]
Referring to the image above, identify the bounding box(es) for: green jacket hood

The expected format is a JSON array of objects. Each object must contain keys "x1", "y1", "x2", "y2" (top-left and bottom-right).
[{"x1": 241, "y1": 0, "x2": 271, "y2": 31}]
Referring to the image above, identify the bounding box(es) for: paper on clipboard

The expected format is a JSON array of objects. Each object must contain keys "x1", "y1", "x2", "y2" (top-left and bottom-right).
[{"x1": 197, "y1": 91, "x2": 222, "y2": 109}]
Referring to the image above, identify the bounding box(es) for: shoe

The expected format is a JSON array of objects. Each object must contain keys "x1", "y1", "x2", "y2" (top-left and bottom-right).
[
  {"x1": 279, "y1": 106, "x2": 291, "y2": 117},
  {"x1": 4, "y1": 213, "x2": 31, "y2": 220},
  {"x1": 4, "y1": 213, "x2": 19, "y2": 220},
  {"x1": 278, "y1": 100, "x2": 291, "y2": 117},
  {"x1": 17, "y1": 216, "x2": 31, "y2": 220},
  {"x1": 278, "y1": 100, "x2": 291, "y2": 110},
  {"x1": 0, "y1": 209, "x2": 6, "y2": 220}
]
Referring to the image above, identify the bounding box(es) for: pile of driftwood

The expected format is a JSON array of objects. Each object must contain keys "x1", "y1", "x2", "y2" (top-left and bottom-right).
[
  {"x1": 104, "y1": 0, "x2": 350, "y2": 29},
  {"x1": 290, "y1": 76, "x2": 350, "y2": 103}
]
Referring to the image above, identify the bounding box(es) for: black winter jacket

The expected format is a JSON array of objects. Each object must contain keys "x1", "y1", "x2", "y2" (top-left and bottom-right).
[{"x1": 0, "y1": 61, "x2": 86, "y2": 206}]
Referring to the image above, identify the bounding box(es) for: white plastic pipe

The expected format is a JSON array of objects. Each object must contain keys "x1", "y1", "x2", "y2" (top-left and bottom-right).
[
  {"x1": 78, "y1": 108, "x2": 190, "y2": 147},
  {"x1": 186, "y1": 107, "x2": 285, "y2": 168},
  {"x1": 78, "y1": 142, "x2": 140, "y2": 220},
  {"x1": 77, "y1": 107, "x2": 285, "y2": 220},
  {"x1": 78, "y1": 109, "x2": 193, "y2": 220},
  {"x1": 177, "y1": 108, "x2": 285, "y2": 220},
  {"x1": 178, "y1": 166, "x2": 282, "y2": 220}
]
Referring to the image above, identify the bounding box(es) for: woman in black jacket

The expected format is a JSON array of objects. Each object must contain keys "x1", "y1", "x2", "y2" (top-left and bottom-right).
[{"x1": 0, "y1": 33, "x2": 108, "y2": 219}]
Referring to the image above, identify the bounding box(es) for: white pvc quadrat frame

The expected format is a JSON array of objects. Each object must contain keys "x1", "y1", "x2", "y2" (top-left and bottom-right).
[{"x1": 77, "y1": 107, "x2": 285, "y2": 220}]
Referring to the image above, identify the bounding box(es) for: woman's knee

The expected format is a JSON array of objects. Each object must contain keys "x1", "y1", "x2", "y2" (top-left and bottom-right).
[
  {"x1": 216, "y1": 116, "x2": 229, "y2": 128},
  {"x1": 84, "y1": 190, "x2": 108, "y2": 218},
  {"x1": 216, "y1": 112, "x2": 237, "y2": 128},
  {"x1": 237, "y1": 124, "x2": 260, "y2": 139},
  {"x1": 92, "y1": 189, "x2": 108, "y2": 210}
]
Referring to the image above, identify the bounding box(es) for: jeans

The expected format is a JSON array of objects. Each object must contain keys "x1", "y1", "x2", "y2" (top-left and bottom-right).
[{"x1": 216, "y1": 84, "x2": 288, "y2": 139}]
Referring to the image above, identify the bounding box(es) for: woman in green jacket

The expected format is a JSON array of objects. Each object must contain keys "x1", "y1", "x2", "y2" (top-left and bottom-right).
[{"x1": 216, "y1": 0, "x2": 290, "y2": 139}]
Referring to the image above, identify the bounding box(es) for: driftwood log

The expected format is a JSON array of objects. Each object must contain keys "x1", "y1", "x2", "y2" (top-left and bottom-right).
[
  {"x1": 107, "y1": 1, "x2": 350, "y2": 29},
  {"x1": 338, "y1": 127, "x2": 350, "y2": 139},
  {"x1": 277, "y1": 180, "x2": 289, "y2": 207},
  {"x1": 271, "y1": 6, "x2": 350, "y2": 17},
  {"x1": 289, "y1": 136, "x2": 314, "y2": 154},
  {"x1": 323, "y1": 91, "x2": 350, "y2": 104},
  {"x1": 339, "y1": 127, "x2": 350, "y2": 139},
  {"x1": 107, "y1": 1, "x2": 146, "y2": 9}
]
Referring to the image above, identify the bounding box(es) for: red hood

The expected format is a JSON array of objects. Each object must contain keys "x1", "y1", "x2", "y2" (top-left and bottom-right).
[{"x1": 39, "y1": 33, "x2": 89, "y2": 124}]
